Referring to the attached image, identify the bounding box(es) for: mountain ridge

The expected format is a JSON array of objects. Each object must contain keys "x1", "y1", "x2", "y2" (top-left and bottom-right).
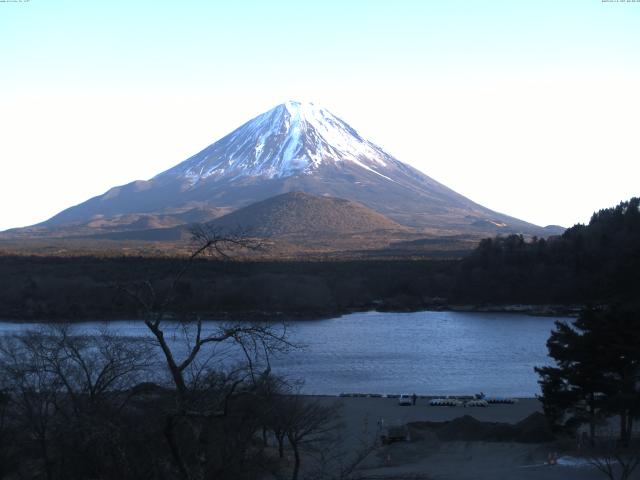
[{"x1": 12, "y1": 101, "x2": 564, "y2": 239}]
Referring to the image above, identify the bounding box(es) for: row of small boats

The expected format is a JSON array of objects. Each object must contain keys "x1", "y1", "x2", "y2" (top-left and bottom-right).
[
  {"x1": 429, "y1": 397, "x2": 518, "y2": 407},
  {"x1": 337, "y1": 393, "x2": 519, "y2": 405}
]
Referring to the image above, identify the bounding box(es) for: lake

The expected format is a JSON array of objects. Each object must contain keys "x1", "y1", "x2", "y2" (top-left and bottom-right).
[{"x1": 0, "y1": 310, "x2": 565, "y2": 397}]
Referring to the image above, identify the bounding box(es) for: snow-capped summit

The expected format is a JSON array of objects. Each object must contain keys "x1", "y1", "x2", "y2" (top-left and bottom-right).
[
  {"x1": 157, "y1": 101, "x2": 393, "y2": 183},
  {"x1": 36, "y1": 101, "x2": 558, "y2": 238}
]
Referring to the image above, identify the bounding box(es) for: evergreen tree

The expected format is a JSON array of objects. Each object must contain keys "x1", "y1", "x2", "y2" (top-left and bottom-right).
[
  {"x1": 594, "y1": 305, "x2": 640, "y2": 446},
  {"x1": 536, "y1": 305, "x2": 640, "y2": 445},
  {"x1": 536, "y1": 310, "x2": 609, "y2": 444}
]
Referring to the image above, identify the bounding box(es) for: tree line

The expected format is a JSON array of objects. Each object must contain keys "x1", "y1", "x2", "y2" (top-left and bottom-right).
[
  {"x1": 458, "y1": 197, "x2": 640, "y2": 305},
  {"x1": 2, "y1": 198, "x2": 638, "y2": 321}
]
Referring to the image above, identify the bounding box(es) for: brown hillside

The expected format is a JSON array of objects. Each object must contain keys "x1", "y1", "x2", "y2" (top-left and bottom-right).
[{"x1": 209, "y1": 192, "x2": 412, "y2": 237}]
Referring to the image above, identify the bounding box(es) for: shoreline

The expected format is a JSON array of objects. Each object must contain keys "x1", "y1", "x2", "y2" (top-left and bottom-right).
[
  {"x1": 303, "y1": 393, "x2": 538, "y2": 402},
  {"x1": 0, "y1": 304, "x2": 580, "y2": 323},
  {"x1": 316, "y1": 394, "x2": 542, "y2": 420}
]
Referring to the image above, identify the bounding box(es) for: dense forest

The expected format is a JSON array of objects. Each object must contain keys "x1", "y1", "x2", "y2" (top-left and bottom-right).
[
  {"x1": 0, "y1": 197, "x2": 637, "y2": 321},
  {"x1": 456, "y1": 197, "x2": 640, "y2": 306}
]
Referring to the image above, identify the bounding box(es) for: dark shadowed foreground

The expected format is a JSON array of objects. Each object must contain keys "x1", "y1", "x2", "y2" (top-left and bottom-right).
[{"x1": 0, "y1": 325, "x2": 356, "y2": 480}]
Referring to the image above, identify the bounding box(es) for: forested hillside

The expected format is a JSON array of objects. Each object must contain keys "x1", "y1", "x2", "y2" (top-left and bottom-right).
[
  {"x1": 0, "y1": 198, "x2": 637, "y2": 321},
  {"x1": 457, "y1": 197, "x2": 640, "y2": 305}
]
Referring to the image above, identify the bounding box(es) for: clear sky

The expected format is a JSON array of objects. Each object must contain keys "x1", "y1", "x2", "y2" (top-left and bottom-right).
[{"x1": 1, "y1": 0, "x2": 638, "y2": 231}]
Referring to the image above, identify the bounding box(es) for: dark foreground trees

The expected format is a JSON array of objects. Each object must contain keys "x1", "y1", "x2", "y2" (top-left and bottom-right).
[
  {"x1": 0, "y1": 326, "x2": 152, "y2": 479},
  {"x1": 536, "y1": 305, "x2": 640, "y2": 447},
  {"x1": 0, "y1": 325, "x2": 347, "y2": 480},
  {"x1": 0, "y1": 228, "x2": 347, "y2": 480}
]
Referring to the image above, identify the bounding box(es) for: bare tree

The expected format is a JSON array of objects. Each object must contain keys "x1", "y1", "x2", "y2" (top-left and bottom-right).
[
  {"x1": 0, "y1": 331, "x2": 63, "y2": 480},
  {"x1": 269, "y1": 394, "x2": 340, "y2": 480},
  {"x1": 0, "y1": 325, "x2": 153, "y2": 480},
  {"x1": 118, "y1": 225, "x2": 294, "y2": 480},
  {"x1": 0, "y1": 387, "x2": 13, "y2": 476},
  {"x1": 25, "y1": 326, "x2": 150, "y2": 412},
  {"x1": 587, "y1": 434, "x2": 640, "y2": 480},
  {"x1": 314, "y1": 427, "x2": 377, "y2": 480},
  {"x1": 119, "y1": 225, "x2": 289, "y2": 397}
]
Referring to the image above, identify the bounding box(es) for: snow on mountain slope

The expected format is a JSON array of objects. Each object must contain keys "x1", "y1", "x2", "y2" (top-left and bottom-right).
[
  {"x1": 158, "y1": 100, "x2": 394, "y2": 183},
  {"x1": 32, "y1": 100, "x2": 562, "y2": 238}
]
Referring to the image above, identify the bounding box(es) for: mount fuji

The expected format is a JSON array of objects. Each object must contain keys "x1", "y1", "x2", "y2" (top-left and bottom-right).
[{"x1": 24, "y1": 101, "x2": 560, "y2": 239}]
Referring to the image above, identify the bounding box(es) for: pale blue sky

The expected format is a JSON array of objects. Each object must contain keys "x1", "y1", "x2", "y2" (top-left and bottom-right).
[{"x1": 1, "y1": 0, "x2": 639, "y2": 230}]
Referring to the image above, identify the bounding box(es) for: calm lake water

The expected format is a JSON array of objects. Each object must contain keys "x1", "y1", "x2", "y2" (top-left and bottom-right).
[{"x1": 0, "y1": 311, "x2": 564, "y2": 397}]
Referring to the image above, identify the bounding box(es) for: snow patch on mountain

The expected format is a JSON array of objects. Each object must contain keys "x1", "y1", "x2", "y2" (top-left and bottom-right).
[{"x1": 157, "y1": 101, "x2": 395, "y2": 185}]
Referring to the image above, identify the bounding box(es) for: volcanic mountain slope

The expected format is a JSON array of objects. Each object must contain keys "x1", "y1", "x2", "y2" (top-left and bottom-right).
[
  {"x1": 209, "y1": 191, "x2": 411, "y2": 237},
  {"x1": 20, "y1": 101, "x2": 562, "y2": 238},
  {"x1": 71, "y1": 192, "x2": 419, "y2": 256},
  {"x1": 4, "y1": 206, "x2": 229, "y2": 239}
]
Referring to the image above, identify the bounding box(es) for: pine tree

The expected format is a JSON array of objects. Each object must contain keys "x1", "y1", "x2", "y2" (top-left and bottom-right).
[{"x1": 536, "y1": 305, "x2": 640, "y2": 445}]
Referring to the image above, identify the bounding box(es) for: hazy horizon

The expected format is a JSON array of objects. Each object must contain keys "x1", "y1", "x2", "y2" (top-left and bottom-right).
[{"x1": 1, "y1": 0, "x2": 638, "y2": 231}]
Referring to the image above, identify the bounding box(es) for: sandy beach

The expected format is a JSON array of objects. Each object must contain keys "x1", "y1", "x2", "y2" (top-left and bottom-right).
[{"x1": 307, "y1": 396, "x2": 626, "y2": 480}]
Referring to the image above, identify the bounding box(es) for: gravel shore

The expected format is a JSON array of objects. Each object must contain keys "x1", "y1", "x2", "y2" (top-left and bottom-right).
[{"x1": 307, "y1": 396, "x2": 616, "y2": 480}]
